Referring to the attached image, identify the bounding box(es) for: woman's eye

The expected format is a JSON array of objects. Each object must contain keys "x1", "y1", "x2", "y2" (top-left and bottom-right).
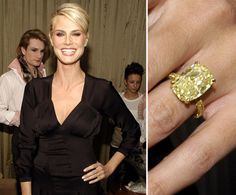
[
  {"x1": 56, "y1": 32, "x2": 64, "y2": 37},
  {"x1": 73, "y1": 32, "x2": 81, "y2": 36}
]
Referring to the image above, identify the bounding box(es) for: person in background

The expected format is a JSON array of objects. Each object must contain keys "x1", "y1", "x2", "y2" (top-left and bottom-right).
[
  {"x1": 0, "y1": 28, "x2": 50, "y2": 194},
  {"x1": 0, "y1": 29, "x2": 50, "y2": 127},
  {"x1": 110, "y1": 62, "x2": 145, "y2": 193},
  {"x1": 14, "y1": 3, "x2": 140, "y2": 195}
]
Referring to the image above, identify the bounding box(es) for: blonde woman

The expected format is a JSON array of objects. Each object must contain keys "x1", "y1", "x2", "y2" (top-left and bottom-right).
[{"x1": 15, "y1": 3, "x2": 140, "y2": 195}]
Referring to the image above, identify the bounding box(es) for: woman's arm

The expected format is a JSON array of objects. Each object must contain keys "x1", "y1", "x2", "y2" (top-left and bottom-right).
[
  {"x1": 103, "y1": 82, "x2": 141, "y2": 156},
  {"x1": 21, "y1": 182, "x2": 32, "y2": 195},
  {"x1": 0, "y1": 74, "x2": 20, "y2": 126},
  {"x1": 82, "y1": 80, "x2": 141, "y2": 183},
  {"x1": 105, "y1": 151, "x2": 125, "y2": 175}
]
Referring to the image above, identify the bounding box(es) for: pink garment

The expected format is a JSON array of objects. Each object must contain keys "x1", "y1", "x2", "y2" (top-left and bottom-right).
[{"x1": 8, "y1": 58, "x2": 46, "y2": 80}]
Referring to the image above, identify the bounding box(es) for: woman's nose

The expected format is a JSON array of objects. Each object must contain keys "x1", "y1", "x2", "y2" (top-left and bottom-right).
[{"x1": 65, "y1": 35, "x2": 72, "y2": 45}]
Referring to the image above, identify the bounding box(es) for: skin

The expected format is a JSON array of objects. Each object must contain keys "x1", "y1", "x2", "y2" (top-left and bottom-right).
[
  {"x1": 20, "y1": 15, "x2": 125, "y2": 195},
  {"x1": 21, "y1": 39, "x2": 45, "y2": 74},
  {"x1": 148, "y1": 0, "x2": 236, "y2": 194},
  {"x1": 124, "y1": 74, "x2": 142, "y2": 99}
]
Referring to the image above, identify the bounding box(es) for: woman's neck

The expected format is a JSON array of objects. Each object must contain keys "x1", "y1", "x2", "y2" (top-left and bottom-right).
[
  {"x1": 124, "y1": 91, "x2": 139, "y2": 100},
  {"x1": 54, "y1": 64, "x2": 85, "y2": 89}
]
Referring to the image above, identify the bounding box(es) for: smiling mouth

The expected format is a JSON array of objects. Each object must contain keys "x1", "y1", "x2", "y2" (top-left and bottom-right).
[{"x1": 61, "y1": 48, "x2": 76, "y2": 55}]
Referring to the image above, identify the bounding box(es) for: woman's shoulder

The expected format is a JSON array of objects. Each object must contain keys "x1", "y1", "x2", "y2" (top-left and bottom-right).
[
  {"x1": 87, "y1": 74, "x2": 110, "y2": 83},
  {"x1": 0, "y1": 69, "x2": 19, "y2": 83},
  {"x1": 84, "y1": 74, "x2": 119, "y2": 100},
  {"x1": 1, "y1": 69, "x2": 14, "y2": 78},
  {"x1": 86, "y1": 74, "x2": 112, "y2": 89}
]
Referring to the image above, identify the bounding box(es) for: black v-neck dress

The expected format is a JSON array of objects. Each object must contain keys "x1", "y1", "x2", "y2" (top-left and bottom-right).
[{"x1": 14, "y1": 74, "x2": 140, "y2": 195}]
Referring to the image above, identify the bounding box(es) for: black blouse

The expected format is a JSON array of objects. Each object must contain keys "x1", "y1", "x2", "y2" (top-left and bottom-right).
[{"x1": 15, "y1": 74, "x2": 140, "y2": 182}]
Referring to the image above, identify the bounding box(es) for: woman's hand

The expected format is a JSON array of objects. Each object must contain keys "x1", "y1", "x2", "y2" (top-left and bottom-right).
[
  {"x1": 82, "y1": 162, "x2": 111, "y2": 184},
  {"x1": 10, "y1": 111, "x2": 20, "y2": 127},
  {"x1": 148, "y1": 0, "x2": 236, "y2": 194},
  {"x1": 82, "y1": 152, "x2": 125, "y2": 184}
]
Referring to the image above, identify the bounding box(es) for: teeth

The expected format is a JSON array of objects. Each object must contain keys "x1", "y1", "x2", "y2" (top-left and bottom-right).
[
  {"x1": 62, "y1": 49, "x2": 76, "y2": 52},
  {"x1": 61, "y1": 49, "x2": 76, "y2": 55}
]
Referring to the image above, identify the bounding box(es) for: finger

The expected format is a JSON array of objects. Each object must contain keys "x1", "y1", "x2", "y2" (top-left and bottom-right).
[
  {"x1": 88, "y1": 174, "x2": 104, "y2": 184},
  {"x1": 82, "y1": 169, "x2": 98, "y2": 181},
  {"x1": 148, "y1": 3, "x2": 200, "y2": 90},
  {"x1": 148, "y1": 80, "x2": 195, "y2": 148},
  {"x1": 148, "y1": 1, "x2": 232, "y2": 91},
  {"x1": 148, "y1": 60, "x2": 218, "y2": 148},
  {"x1": 204, "y1": 91, "x2": 236, "y2": 119},
  {"x1": 85, "y1": 170, "x2": 105, "y2": 184},
  {"x1": 83, "y1": 162, "x2": 99, "y2": 172},
  {"x1": 149, "y1": 103, "x2": 236, "y2": 194},
  {"x1": 148, "y1": 28, "x2": 236, "y2": 148},
  {"x1": 82, "y1": 162, "x2": 104, "y2": 181},
  {"x1": 148, "y1": 0, "x2": 167, "y2": 29},
  {"x1": 88, "y1": 177, "x2": 99, "y2": 184}
]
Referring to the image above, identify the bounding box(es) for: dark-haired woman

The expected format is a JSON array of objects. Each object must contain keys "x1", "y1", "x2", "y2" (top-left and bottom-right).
[
  {"x1": 109, "y1": 62, "x2": 145, "y2": 192},
  {"x1": 111, "y1": 62, "x2": 145, "y2": 151},
  {"x1": 0, "y1": 29, "x2": 50, "y2": 187},
  {"x1": 122, "y1": 62, "x2": 145, "y2": 143},
  {"x1": 0, "y1": 29, "x2": 50, "y2": 127}
]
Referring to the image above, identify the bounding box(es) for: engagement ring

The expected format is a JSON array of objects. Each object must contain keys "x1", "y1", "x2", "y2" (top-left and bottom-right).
[{"x1": 169, "y1": 62, "x2": 215, "y2": 118}]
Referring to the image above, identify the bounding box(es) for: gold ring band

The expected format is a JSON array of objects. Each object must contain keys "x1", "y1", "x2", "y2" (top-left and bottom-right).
[{"x1": 169, "y1": 62, "x2": 215, "y2": 118}]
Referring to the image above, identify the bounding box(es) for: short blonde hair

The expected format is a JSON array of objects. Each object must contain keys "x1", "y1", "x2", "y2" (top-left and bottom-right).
[{"x1": 50, "y1": 3, "x2": 89, "y2": 35}]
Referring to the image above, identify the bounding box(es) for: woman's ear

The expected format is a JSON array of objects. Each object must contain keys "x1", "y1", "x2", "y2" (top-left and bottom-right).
[
  {"x1": 124, "y1": 79, "x2": 127, "y2": 87},
  {"x1": 84, "y1": 33, "x2": 89, "y2": 47},
  {"x1": 21, "y1": 47, "x2": 26, "y2": 56}
]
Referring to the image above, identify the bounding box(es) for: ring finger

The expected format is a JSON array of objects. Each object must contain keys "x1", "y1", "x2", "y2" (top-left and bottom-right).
[{"x1": 148, "y1": 32, "x2": 236, "y2": 147}]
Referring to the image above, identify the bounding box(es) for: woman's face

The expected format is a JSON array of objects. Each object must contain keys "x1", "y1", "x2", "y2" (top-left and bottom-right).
[
  {"x1": 21, "y1": 39, "x2": 45, "y2": 67},
  {"x1": 125, "y1": 74, "x2": 142, "y2": 94},
  {"x1": 50, "y1": 15, "x2": 88, "y2": 65}
]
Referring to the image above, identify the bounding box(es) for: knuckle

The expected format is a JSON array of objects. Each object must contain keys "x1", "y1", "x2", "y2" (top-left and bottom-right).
[
  {"x1": 149, "y1": 95, "x2": 178, "y2": 138},
  {"x1": 184, "y1": 143, "x2": 215, "y2": 176}
]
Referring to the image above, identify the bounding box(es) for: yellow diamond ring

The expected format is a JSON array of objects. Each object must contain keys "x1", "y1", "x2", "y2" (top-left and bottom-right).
[{"x1": 169, "y1": 62, "x2": 215, "y2": 118}]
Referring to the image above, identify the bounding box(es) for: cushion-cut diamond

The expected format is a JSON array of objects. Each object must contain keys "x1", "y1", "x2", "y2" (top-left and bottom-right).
[{"x1": 169, "y1": 62, "x2": 215, "y2": 103}]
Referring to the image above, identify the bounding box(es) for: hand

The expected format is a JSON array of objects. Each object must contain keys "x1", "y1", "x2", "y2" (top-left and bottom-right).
[
  {"x1": 148, "y1": 0, "x2": 236, "y2": 194},
  {"x1": 10, "y1": 111, "x2": 20, "y2": 127},
  {"x1": 82, "y1": 162, "x2": 111, "y2": 184}
]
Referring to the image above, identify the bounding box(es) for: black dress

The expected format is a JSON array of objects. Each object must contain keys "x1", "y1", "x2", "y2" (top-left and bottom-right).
[{"x1": 14, "y1": 74, "x2": 140, "y2": 195}]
